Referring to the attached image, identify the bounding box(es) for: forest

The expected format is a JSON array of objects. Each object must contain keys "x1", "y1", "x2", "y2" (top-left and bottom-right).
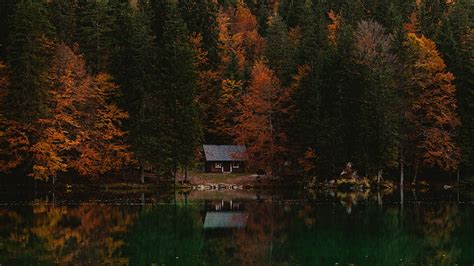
[{"x1": 0, "y1": 0, "x2": 472, "y2": 185}]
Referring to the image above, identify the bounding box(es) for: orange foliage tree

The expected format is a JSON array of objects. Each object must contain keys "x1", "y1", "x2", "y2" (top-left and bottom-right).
[
  {"x1": 217, "y1": 0, "x2": 264, "y2": 75},
  {"x1": 31, "y1": 45, "x2": 132, "y2": 181},
  {"x1": 404, "y1": 33, "x2": 460, "y2": 178},
  {"x1": 212, "y1": 1, "x2": 265, "y2": 142},
  {"x1": 235, "y1": 60, "x2": 291, "y2": 175},
  {"x1": 327, "y1": 10, "x2": 342, "y2": 46},
  {"x1": 190, "y1": 33, "x2": 222, "y2": 142},
  {"x1": 73, "y1": 73, "x2": 132, "y2": 176}
]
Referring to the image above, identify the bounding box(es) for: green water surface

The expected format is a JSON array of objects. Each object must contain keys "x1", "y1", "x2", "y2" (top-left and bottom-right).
[{"x1": 0, "y1": 189, "x2": 473, "y2": 265}]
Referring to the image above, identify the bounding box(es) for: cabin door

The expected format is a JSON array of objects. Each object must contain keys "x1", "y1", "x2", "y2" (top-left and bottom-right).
[{"x1": 222, "y1": 162, "x2": 232, "y2": 173}]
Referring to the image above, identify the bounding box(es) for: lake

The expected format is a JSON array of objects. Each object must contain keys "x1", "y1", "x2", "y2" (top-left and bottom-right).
[{"x1": 0, "y1": 188, "x2": 473, "y2": 265}]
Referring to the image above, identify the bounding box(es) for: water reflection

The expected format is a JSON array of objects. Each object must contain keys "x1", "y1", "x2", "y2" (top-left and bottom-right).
[{"x1": 0, "y1": 190, "x2": 473, "y2": 265}]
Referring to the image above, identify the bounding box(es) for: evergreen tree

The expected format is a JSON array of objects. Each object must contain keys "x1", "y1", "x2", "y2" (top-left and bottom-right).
[
  {"x1": 0, "y1": 0, "x2": 16, "y2": 61},
  {"x1": 154, "y1": 2, "x2": 201, "y2": 179},
  {"x1": 75, "y1": 0, "x2": 114, "y2": 73},
  {"x1": 278, "y1": 0, "x2": 306, "y2": 28},
  {"x1": 264, "y1": 13, "x2": 298, "y2": 87},
  {"x1": 110, "y1": 3, "x2": 156, "y2": 183},
  {"x1": 353, "y1": 20, "x2": 399, "y2": 179},
  {"x1": 178, "y1": 0, "x2": 220, "y2": 65},
  {"x1": 49, "y1": 0, "x2": 77, "y2": 45},
  {"x1": 6, "y1": 0, "x2": 54, "y2": 122}
]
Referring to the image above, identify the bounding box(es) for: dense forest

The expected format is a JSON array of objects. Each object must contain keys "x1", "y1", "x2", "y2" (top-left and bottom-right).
[{"x1": 0, "y1": 0, "x2": 472, "y2": 184}]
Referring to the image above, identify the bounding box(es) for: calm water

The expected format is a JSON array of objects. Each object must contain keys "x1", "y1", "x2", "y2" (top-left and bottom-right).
[{"x1": 0, "y1": 189, "x2": 473, "y2": 265}]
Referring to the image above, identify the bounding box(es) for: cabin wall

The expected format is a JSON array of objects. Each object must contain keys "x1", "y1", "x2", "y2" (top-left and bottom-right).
[
  {"x1": 204, "y1": 161, "x2": 246, "y2": 173},
  {"x1": 205, "y1": 161, "x2": 223, "y2": 173},
  {"x1": 232, "y1": 162, "x2": 245, "y2": 173}
]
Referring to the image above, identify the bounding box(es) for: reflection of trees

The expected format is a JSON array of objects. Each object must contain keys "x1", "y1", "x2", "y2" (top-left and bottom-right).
[
  {"x1": 419, "y1": 202, "x2": 461, "y2": 265},
  {"x1": 31, "y1": 201, "x2": 136, "y2": 265},
  {"x1": 0, "y1": 208, "x2": 50, "y2": 264},
  {"x1": 124, "y1": 204, "x2": 204, "y2": 265},
  {"x1": 0, "y1": 202, "x2": 136, "y2": 265},
  {"x1": 277, "y1": 205, "x2": 421, "y2": 264},
  {"x1": 1, "y1": 197, "x2": 474, "y2": 264},
  {"x1": 232, "y1": 203, "x2": 288, "y2": 266},
  {"x1": 453, "y1": 206, "x2": 474, "y2": 264}
]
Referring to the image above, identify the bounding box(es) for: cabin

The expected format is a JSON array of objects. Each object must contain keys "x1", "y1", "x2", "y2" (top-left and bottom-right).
[{"x1": 203, "y1": 145, "x2": 247, "y2": 173}]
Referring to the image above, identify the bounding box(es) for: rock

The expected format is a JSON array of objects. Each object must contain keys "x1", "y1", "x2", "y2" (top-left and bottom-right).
[{"x1": 443, "y1": 184, "x2": 452, "y2": 190}]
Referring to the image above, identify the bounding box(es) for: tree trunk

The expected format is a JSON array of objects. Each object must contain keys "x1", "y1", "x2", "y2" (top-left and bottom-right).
[
  {"x1": 400, "y1": 153, "x2": 404, "y2": 214},
  {"x1": 400, "y1": 158, "x2": 404, "y2": 188},
  {"x1": 412, "y1": 163, "x2": 418, "y2": 185},
  {"x1": 377, "y1": 169, "x2": 383, "y2": 184},
  {"x1": 457, "y1": 167, "x2": 460, "y2": 185},
  {"x1": 140, "y1": 160, "x2": 145, "y2": 184},
  {"x1": 173, "y1": 166, "x2": 177, "y2": 191},
  {"x1": 184, "y1": 165, "x2": 188, "y2": 182}
]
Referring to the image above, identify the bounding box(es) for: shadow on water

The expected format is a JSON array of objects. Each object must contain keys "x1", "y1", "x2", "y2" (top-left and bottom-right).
[{"x1": 0, "y1": 188, "x2": 473, "y2": 265}]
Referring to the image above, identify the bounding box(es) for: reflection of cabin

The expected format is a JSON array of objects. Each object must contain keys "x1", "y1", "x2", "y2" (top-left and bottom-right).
[
  {"x1": 203, "y1": 212, "x2": 248, "y2": 229},
  {"x1": 203, "y1": 145, "x2": 247, "y2": 173},
  {"x1": 203, "y1": 200, "x2": 248, "y2": 229}
]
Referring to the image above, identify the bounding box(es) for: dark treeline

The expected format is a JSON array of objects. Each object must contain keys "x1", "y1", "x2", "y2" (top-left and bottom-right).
[{"x1": 0, "y1": 0, "x2": 472, "y2": 184}]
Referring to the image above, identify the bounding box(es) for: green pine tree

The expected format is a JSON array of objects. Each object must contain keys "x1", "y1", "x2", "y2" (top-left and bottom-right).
[
  {"x1": 6, "y1": 0, "x2": 54, "y2": 122},
  {"x1": 49, "y1": 0, "x2": 77, "y2": 45},
  {"x1": 264, "y1": 13, "x2": 298, "y2": 87},
  {"x1": 153, "y1": 2, "x2": 201, "y2": 180},
  {"x1": 75, "y1": 0, "x2": 114, "y2": 73},
  {"x1": 110, "y1": 2, "x2": 156, "y2": 183}
]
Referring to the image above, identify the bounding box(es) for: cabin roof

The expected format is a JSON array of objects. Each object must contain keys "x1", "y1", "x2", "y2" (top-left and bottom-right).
[
  {"x1": 203, "y1": 145, "x2": 247, "y2": 162},
  {"x1": 203, "y1": 212, "x2": 248, "y2": 229}
]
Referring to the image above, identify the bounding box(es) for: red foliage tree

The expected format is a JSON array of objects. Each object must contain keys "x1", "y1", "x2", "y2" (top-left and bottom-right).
[{"x1": 235, "y1": 60, "x2": 291, "y2": 175}]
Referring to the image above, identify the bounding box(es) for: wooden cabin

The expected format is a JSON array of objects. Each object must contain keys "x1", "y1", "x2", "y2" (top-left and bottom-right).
[{"x1": 203, "y1": 145, "x2": 247, "y2": 173}]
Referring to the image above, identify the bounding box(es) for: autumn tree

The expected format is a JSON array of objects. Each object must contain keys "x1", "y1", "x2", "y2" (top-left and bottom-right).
[
  {"x1": 204, "y1": 0, "x2": 265, "y2": 143},
  {"x1": 327, "y1": 10, "x2": 342, "y2": 47},
  {"x1": 31, "y1": 45, "x2": 131, "y2": 182},
  {"x1": 72, "y1": 73, "x2": 132, "y2": 177},
  {"x1": 403, "y1": 33, "x2": 460, "y2": 181},
  {"x1": 436, "y1": 0, "x2": 474, "y2": 175},
  {"x1": 236, "y1": 60, "x2": 290, "y2": 175}
]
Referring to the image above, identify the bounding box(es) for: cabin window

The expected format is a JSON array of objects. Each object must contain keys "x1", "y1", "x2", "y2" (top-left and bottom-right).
[
  {"x1": 215, "y1": 163, "x2": 222, "y2": 169},
  {"x1": 233, "y1": 162, "x2": 240, "y2": 168}
]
